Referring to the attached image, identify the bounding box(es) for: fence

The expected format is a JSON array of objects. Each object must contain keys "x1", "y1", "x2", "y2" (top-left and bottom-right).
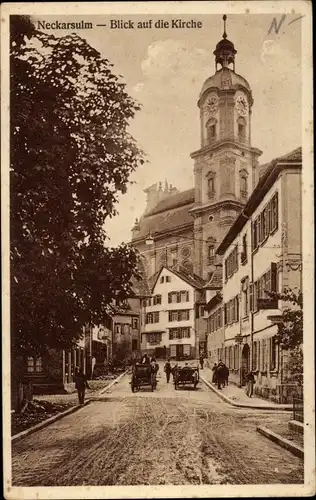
[{"x1": 293, "y1": 397, "x2": 304, "y2": 423}]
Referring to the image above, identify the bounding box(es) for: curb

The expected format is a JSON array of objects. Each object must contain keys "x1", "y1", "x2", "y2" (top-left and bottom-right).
[
  {"x1": 201, "y1": 376, "x2": 292, "y2": 411},
  {"x1": 98, "y1": 370, "x2": 128, "y2": 395},
  {"x1": 12, "y1": 400, "x2": 91, "y2": 443},
  {"x1": 12, "y1": 371, "x2": 128, "y2": 443},
  {"x1": 257, "y1": 425, "x2": 304, "y2": 459}
]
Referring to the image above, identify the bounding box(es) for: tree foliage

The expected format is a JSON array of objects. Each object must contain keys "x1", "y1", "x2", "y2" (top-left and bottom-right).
[
  {"x1": 10, "y1": 16, "x2": 144, "y2": 356},
  {"x1": 266, "y1": 287, "x2": 303, "y2": 385},
  {"x1": 266, "y1": 288, "x2": 303, "y2": 350}
]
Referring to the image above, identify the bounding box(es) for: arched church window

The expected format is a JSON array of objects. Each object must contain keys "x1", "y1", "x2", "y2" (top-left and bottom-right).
[
  {"x1": 237, "y1": 117, "x2": 246, "y2": 142},
  {"x1": 206, "y1": 171, "x2": 216, "y2": 200},
  {"x1": 240, "y1": 168, "x2": 248, "y2": 200},
  {"x1": 208, "y1": 245, "x2": 215, "y2": 265},
  {"x1": 206, "y1": 118, "x2": 217, "y2": 144}
]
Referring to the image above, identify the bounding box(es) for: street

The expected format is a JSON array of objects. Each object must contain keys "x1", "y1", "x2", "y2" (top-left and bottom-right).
[{"x1": 12, "y1": 365, "x2": 304, "y2": 486}]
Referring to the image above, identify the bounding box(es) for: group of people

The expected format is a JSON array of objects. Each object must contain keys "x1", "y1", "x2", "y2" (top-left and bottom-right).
[{"x1": 211, "y1": 360, "x2": 229, "y2": 390}]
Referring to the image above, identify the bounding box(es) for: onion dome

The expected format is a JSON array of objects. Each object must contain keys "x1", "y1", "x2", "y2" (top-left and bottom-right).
[{"x1": 213, "y1": 15, "x2": 237, "y2": 71}]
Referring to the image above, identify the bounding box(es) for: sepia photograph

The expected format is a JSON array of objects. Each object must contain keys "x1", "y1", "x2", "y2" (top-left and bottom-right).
[{"x1": 1, "y1": 1, "x2": 314, "y2": 498}]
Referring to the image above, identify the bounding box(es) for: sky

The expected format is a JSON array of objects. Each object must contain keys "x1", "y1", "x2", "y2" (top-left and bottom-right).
[{"x1": 32, "y1": 13, "x2": 302, "y2": 246}]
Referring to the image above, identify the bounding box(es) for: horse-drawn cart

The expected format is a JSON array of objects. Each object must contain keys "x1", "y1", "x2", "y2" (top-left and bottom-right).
[
  {"x1": 130, "y1": 363, "x2": 156, "y2": 392},
  {"x1": 174, "y1": 365, "x2": 199, "y2": 390}
]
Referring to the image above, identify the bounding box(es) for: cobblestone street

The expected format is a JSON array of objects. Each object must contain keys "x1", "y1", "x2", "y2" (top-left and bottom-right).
[{"x1": 12, "y1": 368, "x2": 304, "y2": 486}]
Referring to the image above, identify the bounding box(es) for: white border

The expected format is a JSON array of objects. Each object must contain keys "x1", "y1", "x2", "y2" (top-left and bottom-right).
[{"x1": 1, "y1": 1, "x2": 314, "y2": 499}]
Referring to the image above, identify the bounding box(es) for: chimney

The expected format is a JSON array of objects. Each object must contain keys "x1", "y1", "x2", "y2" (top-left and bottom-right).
[
  {"x1": 131, "y1": 217, "x2": 140, "y2": 240},
  {"x1": 143, "y1": 183, "x2": 159, "y2": 213}
]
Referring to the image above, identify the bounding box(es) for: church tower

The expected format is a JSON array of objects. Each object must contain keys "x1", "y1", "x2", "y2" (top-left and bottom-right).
[{"x1": 190, "y1": 15, "x2": 262, "y2": 279}]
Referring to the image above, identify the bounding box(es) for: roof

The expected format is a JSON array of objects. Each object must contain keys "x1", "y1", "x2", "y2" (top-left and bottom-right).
[
  {"x1": 216, "y1": 146, "x2": 302, "y2": 255},
  {"x1": 151, "y1": 266, "x2": 206, "y2": 292},
  {"x1": 204, "y1": 267, "x2": 222, "y2": 290},
  {"x1": 199, "y1": 68, "x2": 251, "y2": 100},
  {"x1": 132, "y1": 189, "x2": 195, "y2": 240},
  {"x1": 131, "y1": 257, "x2": 151, "y2": 297},
  {"x1": 205, "y1": 292, "x2": 223, "y2": 312},
  {"x1": 147, "y1": 188, "x2": 195, "y2": 216}
]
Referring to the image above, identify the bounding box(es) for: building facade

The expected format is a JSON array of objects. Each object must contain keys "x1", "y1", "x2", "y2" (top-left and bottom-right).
[
  {"x1": 214, "y1": 148, "x2": 302, "y2": 401},
  {"x1": 140, "y1": 267, "x2": 206, "y2": 360}
]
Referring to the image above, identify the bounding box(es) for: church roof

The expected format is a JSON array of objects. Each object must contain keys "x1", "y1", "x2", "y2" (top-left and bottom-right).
[
  {"x1": 216, "y1": 146, "x2": 302, "y2": 255},
  {"x1": 199, "y1": 68, "x2": 251, "y2": 101},
  {"x1": 131, "y1": 257, "x2": 151, "y2": 297},
  {"x1": 133, "y1": 188, "x2": 195, "y2": 240},
  {"x1": 147, "y1": 188, "x2": 195, "y2": 215}
]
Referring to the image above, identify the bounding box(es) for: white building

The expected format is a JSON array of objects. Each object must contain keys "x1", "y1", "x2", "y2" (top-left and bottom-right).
[
  {"x1": 214, "y1": 147, "x2": 302, "y2": 401},
  {"x1": 140, "y1": 266, "x2": 206, "y2": 360}
]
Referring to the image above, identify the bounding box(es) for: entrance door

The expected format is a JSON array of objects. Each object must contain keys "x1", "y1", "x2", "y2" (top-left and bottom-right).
[
  {"x1": 241, "y1": 344, "x2": 250, "y2": 385},
  {"x1": 176, "y1": 345, "x2": 184, "y2": 361}
]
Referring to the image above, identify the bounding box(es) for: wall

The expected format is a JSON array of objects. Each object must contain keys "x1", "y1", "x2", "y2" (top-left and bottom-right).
[
  {"x1": 220, "y1": 169, "x2": 302, "y2": 399},
  {"x1": 141, "y1": 268, "x2": 196, "y2": 358}
]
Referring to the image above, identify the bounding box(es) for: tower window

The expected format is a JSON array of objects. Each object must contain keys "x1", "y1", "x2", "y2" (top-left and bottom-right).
[
  {"x1": 206, "y1": 118, "x2": 217, "y2": 144},
  {"x1": 237, "y1": 117, "x2": 246, "y2": 142},
  {"x1": 208, "y1": 246, "x2": 215, "y2": 265},
  {"x1": 206, "y1": 171, "x2": 216, "y2": 199},
  {"x1": 240, "y1": 168, "x2": 248, "y2": 199}
]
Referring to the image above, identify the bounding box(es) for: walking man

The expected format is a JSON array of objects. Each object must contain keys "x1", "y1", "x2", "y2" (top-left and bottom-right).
[
  {"x1": 199, "y1": 355, "x2": 204, "y2": 370},
  {"x1": 245, "y1": 370, "x2": 256, "y2": 397},
  {"x1": 212, "y1": 363, "x2": 218, "y2": 384},
  {"x1": 216, "y1": 361, "x2": 224, "y2": 390},
  {"x1": 74, "y1": 367, "x2": 90, "y2": 405},
  {"x1": 222, "y1": 363, "x2": 229, "y2": 387},
  {"x1": 164, "y1": 359, "x2": 172, "y2": 383}
]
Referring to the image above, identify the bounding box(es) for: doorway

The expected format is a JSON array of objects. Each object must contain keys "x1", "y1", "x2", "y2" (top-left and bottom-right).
[{"x1": 176, "y1": 345, "x2": 184, "y2": 361}]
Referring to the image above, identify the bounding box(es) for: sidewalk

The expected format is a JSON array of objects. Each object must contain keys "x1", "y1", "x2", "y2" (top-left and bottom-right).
[{"x1": 200, "y1": 366, "x2": 292, "y2": 411}]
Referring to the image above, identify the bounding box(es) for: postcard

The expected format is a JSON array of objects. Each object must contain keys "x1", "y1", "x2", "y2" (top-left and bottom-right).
[{"x1": 1, "y1": 1, "x2": 314, "y2": 499}]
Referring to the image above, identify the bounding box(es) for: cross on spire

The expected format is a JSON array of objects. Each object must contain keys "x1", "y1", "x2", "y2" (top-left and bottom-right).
[{"x1": 223, "y1": 14, "x2": 227, "y2": 39}]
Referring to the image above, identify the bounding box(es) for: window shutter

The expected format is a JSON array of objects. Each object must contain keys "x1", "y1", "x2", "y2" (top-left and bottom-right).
[
  {"x1": 249, "y1": 284, "x2": 253, "y2": 312},
  {"x1": 275, "y1": 192, "x2": 279, "y2": 231},
  {"x1": 271, "y1": 263, "x2": 277, "y2": 292},
  {"x1": 264, "y1": 339, "x2": 269, "y2": 372}
]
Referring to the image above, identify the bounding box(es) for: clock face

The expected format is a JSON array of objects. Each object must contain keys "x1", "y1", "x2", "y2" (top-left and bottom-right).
[
  {"x1": 205, "y1": 95, "x2": 219, "y2": 117},
  {"x1": 235, "y1": 95, "x2": 249, "y2": 116}
]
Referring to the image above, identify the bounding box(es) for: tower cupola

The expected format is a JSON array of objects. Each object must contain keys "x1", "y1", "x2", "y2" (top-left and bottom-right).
[{"x1": 213, "y1": 15, "x2": 237, "y2": 71}]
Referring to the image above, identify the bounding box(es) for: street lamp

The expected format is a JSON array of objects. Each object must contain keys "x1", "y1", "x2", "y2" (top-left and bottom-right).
[{"x1": 145, "y1": 233, "x2": 154, "y2": 246}]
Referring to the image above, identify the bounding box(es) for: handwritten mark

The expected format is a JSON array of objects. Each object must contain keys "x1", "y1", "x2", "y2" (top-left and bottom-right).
[
  {"x1": 268, "y1": 14, "x2": 286, "y2": 35},
  {"x1": 268, "y1": 14, "x2": 305, "y2": 34},
  {"x1": 288, "y1": 15, "x2": 305, "y2": 25}
]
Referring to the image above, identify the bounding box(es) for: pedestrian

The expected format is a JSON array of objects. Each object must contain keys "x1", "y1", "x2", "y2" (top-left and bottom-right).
[
  {"x1": 199, "y1": 355, "x2": 204, "y2": 370},
  {"x1": 245, "y1": 370, "x2": 256, "y2": 397},
  {"x1": 212, "y1": 363, "x2": 218, "y2": 384},
  {"x1": 150, "y1": 357, "x2": 158, "y2": 387},
  {"x1": 216, "y1": 361, "x2": 224, "y2": 390},
  {"x1": 74, "y1": 367, "x2": 90, "y2": 405},
  {"x1": 171, "y1": 363, "x2": 178, "y2": 383},
  {"x1": 222, "y1": 363, "x2": 229, "y2": 387},
  {"x1": 164, "y1": 359, "x2": 172, "y2": 383}
]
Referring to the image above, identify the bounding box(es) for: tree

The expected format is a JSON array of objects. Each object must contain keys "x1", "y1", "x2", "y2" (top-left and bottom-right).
[
  {"x1": 10, "y1": 16, "x2": 145, "y2": 390},
  {"x1": 266, "y1": 288, "x2": 303, "y2": 385}
]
